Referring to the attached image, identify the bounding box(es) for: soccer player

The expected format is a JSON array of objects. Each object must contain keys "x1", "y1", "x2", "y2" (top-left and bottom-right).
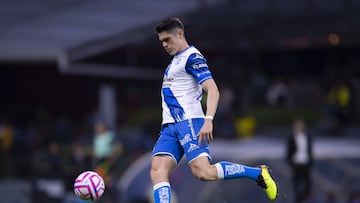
[{"x1": 150, "y1": 17, "x2": 277, "y2": 203}]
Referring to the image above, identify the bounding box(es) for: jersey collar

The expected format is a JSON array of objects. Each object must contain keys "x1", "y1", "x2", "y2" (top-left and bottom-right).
[{"x1": 175, "y1": 45, "x2": 193, "y2": 57}]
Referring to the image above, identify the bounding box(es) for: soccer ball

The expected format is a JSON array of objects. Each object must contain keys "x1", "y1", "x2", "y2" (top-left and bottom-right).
[{"x1": 74, "y1": 171, "x2": 105, "y2": 201}]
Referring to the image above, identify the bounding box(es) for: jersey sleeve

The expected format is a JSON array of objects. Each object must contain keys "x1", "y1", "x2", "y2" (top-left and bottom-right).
[{"x1": 185, "y1": 53, "x2": 213, "y2": 84}]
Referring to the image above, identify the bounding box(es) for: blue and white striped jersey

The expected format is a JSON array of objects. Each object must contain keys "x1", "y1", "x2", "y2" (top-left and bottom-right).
[{"x1": 161, "y1": 46, "x2": 213, "y2": 124}]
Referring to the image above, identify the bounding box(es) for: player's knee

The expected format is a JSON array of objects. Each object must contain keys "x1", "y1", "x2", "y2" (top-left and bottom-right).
[
  {"x1": 150, "y1": 166, "x2": 162, "y2": 181},
  {"x1": 150, "y1": 165, "x2": 172, "y2": 183}
]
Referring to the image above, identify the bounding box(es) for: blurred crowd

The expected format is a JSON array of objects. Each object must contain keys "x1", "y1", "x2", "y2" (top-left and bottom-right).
[
  {"x1": 0, "y1": 107, "x2": 156, "y2": 203},
  {"x1": 214, "y1": 67, "x2": 360, "y2": 139}
]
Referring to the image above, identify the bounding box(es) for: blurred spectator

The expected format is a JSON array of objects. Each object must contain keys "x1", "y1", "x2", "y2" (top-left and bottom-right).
[
  {"x1": 0, "y1": 120, "x2": 13, "y2": 153},
  {"x1": 93, "y1": 120, "x2": 123, "y2": 203},
  {"x1": 64, "y1": 142, "x2": 92, "y2": 192},
  {"x1": 53, "y1": 115, "x2": 72, "y2": 145},
  {"x1": 0, "y1": 119, "x2": 14, "y2": 178},
  {"x1": 216, "y1": 83, "x2": 236, "y2": 139},
  {"x1": 347, "y1": 191, "x2": 360, "y2": 203},
  {"x1": 248, "y1": 66, "x2": 268, "y2": 105},
  {"x1": 325, "y1": 81, "x2": 352, "y2": 124},
  {"x1": 32, "y1": 140, "x2": 65, "y2": 203},
  {"x1": 218, "y1": 82, "x2": 235, "y2": 116},
  {"x1": 302, "y1": 192, "x2": 319, "y2": 203},
  {"x1": 325, "y1": 191, "x2": 337, "y2": 203},
  {"x1": 235, "y1": 113, "x2": 256, "y2": 139},
  {"x1": 93, "y1": 120, "x2": 123, "y2": 176},
  {"x1": 216, "y1": 113, "x2": 236, "y2": 139},
  {"x1": 286, "y1": 118, "x2": 313, "y2": 203},
  {"x1": 266, "y1": 77, "x2": 289, "y2": 107},
  {"x1": 287, "y1": 79, "x2": 303, "y2": 108}
]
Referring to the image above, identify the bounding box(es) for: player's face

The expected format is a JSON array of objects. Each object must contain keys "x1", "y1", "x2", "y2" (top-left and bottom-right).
[{"x1": 158, "y1": 29, "x2": 183, "y2": 56}]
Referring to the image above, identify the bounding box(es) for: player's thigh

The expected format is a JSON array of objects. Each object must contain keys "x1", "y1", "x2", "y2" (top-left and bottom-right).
[
  {"x1": 176, "y1": 118, "x2": 211, "y2": 163},
  {"x1": 152, "y1": 123, "x2": 184, "y2": 164}
]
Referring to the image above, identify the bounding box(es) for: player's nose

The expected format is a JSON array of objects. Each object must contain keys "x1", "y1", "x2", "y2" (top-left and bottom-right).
[{"x1": 162, "y1": 41, "x2": 168, "y2": 48}]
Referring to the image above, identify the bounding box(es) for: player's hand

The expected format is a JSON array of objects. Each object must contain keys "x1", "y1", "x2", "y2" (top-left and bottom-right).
[{"x1": 198, "y1": 119, "x2": 213, "y2": 145}]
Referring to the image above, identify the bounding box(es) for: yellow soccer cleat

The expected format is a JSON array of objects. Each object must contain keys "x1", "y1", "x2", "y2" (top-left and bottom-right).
[{"x1": 257, "y1": 165, "x2": 278, "y2": 201}]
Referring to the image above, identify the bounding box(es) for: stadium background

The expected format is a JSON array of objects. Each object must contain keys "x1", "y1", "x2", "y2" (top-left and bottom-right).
[{"x1": 0, "y1": 0, "x2": 360, "y2": 202}]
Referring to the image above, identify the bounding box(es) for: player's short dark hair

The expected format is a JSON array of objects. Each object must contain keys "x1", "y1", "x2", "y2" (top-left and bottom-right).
[{"x1": 156, "y1": 17, "x2": 184, "y2": 33}]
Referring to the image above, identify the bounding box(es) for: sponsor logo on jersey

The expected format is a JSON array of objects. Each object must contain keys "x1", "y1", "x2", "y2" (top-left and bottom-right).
[
  {"x1": 196, "y1": 70, "x2": 211, "y2": 77},
  {"x1": 188, "y1": 143, "x2": 200, "y2": 152},
  {"x1": 192, "y1": 63, "x2": 208, "y2": 69},
  {"x1": 162, "y1": 76, "x2": 174, "y2": 87}
]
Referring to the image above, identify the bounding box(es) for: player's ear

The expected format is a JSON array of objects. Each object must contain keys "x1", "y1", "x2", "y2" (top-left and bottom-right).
[{"x1": 178, "y1": 29, "x2": 184, "y2": 39}]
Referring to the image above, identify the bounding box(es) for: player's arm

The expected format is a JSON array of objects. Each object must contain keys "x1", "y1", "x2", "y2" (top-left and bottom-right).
[
  {"x1": 198, "y1": 78, "x2": 219, "y2": 144},
  {"x1": 184, "y1": 53, "x2": 219, "y2": 143},
  {"x1": 202, "y1": 78, "x2": 219, "y2": 120}
]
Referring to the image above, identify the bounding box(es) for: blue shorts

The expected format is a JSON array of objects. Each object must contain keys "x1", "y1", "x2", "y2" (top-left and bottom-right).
[{"x1": 152, "y1": 118, "x2": 211, "y2": 164}]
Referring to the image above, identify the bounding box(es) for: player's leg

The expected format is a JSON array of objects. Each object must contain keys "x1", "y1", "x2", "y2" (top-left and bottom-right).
[
  {"x1": 188, "y1": 155, "x2": 218, "y2": 180},
  {"x1": 189, "y1": 156, "x2": 261, "y2": 181},
  {"x1": 150, "y1": 155, "x2": 177, "y2": 203},
  {"x1": 179, "y1": 118, "x2": 277, "y2": 200},
  {"x1": 178, "y1": 119, "x2": 262, "y2": 181},
  {"x1": 189, "y1": 157, "x2": 277, "y2": 200},
  {"x1": 151, "y1": 123, "x2": 184, "y2": 203}
]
